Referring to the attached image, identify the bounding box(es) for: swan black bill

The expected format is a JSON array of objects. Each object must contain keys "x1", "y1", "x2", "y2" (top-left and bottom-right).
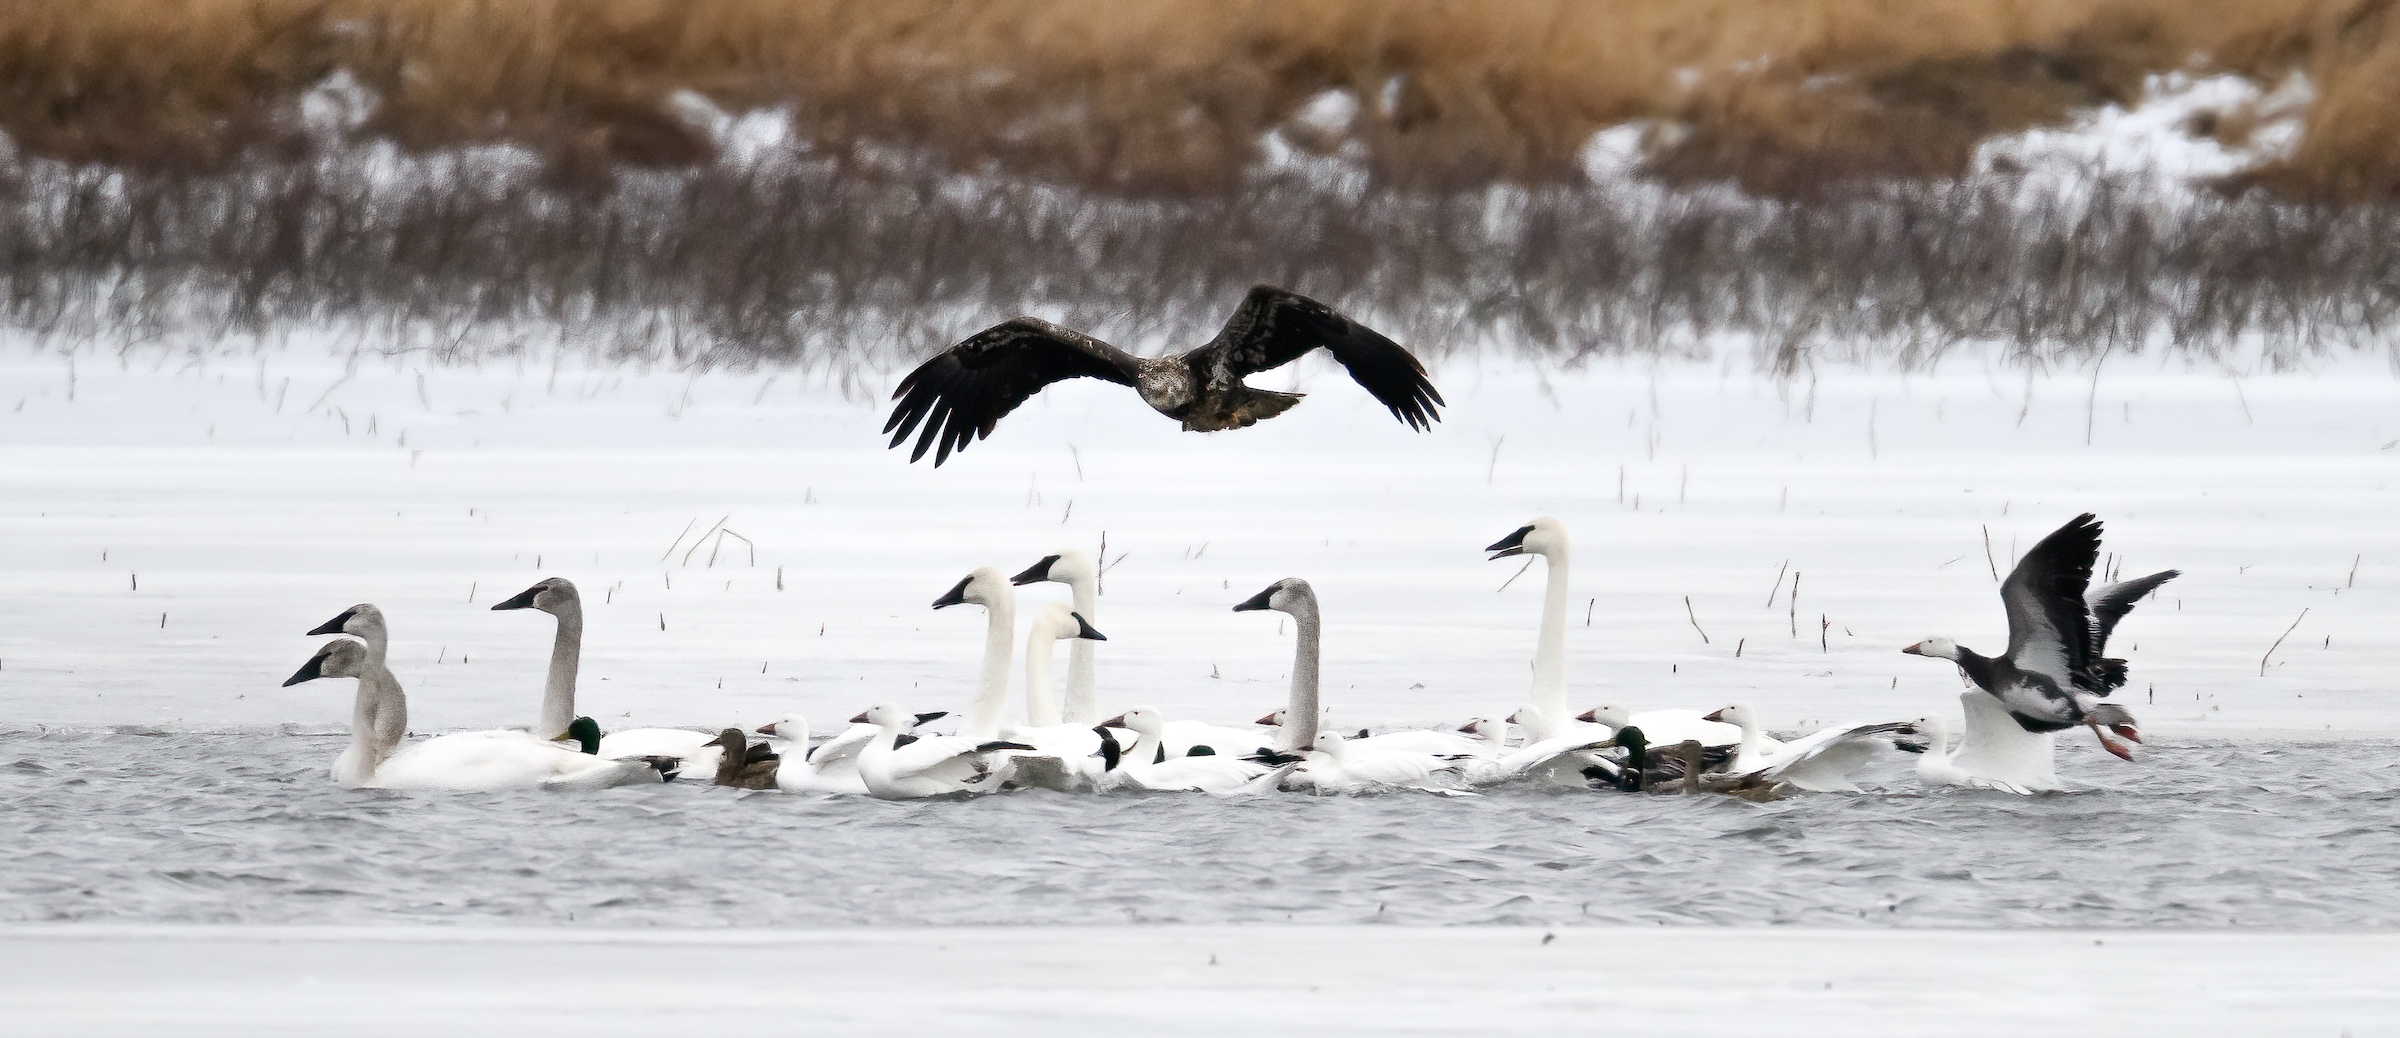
[
  {"x1": 1486, "y1": 526, "x2": 1533, "y2": 559},
  {"x1": 1009, "y1": 556, "x2": 1060, "y2": 586},
  {"x1": 1070, "y1": 612, "x2": 1107, "y2": 641},
  {"x1": 932, "y1": 576, "x2": 973, "y2": 609},
  {"x1": 305, "y1": 608, "x2": 357, "y2": 636},
  {"x1": 491, "y1": 584, "x2": 545, "y2": 611},
  {"x1": 281, "y1": 654, "x2": 327, "y2": 686},
  {"x1": 1232, "y1": 587, "x2": 1276, "y2": 612}
]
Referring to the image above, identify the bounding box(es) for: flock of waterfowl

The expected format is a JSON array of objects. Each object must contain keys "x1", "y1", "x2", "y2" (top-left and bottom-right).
[{"x1": 283, "y1": 511, "x2": 2175, "y2": 800}]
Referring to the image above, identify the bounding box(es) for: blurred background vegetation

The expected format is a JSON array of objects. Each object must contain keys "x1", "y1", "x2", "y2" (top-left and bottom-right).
[{"x1": 3, "y1": 0, "x2": 2397, "y2": 368}]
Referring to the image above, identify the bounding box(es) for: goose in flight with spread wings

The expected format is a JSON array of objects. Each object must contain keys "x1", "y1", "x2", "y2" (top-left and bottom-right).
[
  {"x1": 1903, "y1": 513, "x2": 2177, "y2": 760},
  {"x1": 884, "y1": 285, "x2": 1444, "y2": 465}
]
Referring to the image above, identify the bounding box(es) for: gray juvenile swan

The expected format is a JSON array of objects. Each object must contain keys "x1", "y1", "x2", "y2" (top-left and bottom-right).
[{"x1": 284, "y1": 634, "x2": 673, "y2": 791}]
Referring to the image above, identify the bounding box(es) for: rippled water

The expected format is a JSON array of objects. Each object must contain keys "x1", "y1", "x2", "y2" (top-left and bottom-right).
[{"x1": 3, "y1": 730, "x2": 2396, "y2": 930}]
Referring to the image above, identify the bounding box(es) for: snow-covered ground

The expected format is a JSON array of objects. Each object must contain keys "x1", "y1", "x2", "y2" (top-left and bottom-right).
[
  {"x1": 3, "y1": 923, "x2": 2395, "y2": 1036},
  {"x1": 1, "y1": 340, "x2": 2393, "y2": 741}
]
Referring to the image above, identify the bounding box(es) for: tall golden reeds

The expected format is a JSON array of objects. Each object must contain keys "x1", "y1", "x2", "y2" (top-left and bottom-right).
[{"x1": 2, "y1": 0, "x2": 2396, "y2": 195}]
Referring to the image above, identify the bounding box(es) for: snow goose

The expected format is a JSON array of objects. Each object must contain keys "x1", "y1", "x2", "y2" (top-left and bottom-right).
[
  {"x1": 489, "y1": 577, "x2": 723, "y2": 772},
  {"x1": 1455, "y1": 717, "x2": 1621, "y2": 787},
  {"x1": 1090, "y1": 712, "x2": 1279, "y2": 793},
  {"x1": 757, "y1": 713, "x2": 893, "y2": 795},
  {"x1": 885, "y1": 285, "x2": 1443, "y2": 465},
  {"x1": 284, "y1": 637, "x2": 673, "y2": 791},
  {"x1": 1485, "y1": 518, "x2": 1610, "y2": 743},
  {"x1": 849, "y1": 704, "x2": 1035, "y2": 799},
  {"x1": 1285, "y1": 731, "x2": 1476, "y2": 794},
  {"x1": 1902, "y1": 707, "x2": 2038, "y2": 795},
  {"x1": 1100, "y1": 706, "x2": 1272, "y2": 766},
  {"x1": 1700, "y1": 703, "x2": 1909, "y2": 794},
  {"x1": 1011, "y1": 549, "x2": 1104, "y2": 724},
  {"x1": 1903, "y1": 513, "x2": 2175, "y2": 760}
]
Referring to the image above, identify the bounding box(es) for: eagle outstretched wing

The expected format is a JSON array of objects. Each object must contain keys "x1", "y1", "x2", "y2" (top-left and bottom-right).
[
  {"x1": 1200, "y1": 286, "x2": 1444, "y2": 430},
  {"x1": 884, "y1": 319, "x2": 1141, "y2": 466}
]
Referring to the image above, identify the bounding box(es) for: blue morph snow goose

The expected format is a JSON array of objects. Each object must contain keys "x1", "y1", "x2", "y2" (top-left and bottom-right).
[
  {"x1": 1903, "y1": 513, "x2": 2177, "y2": 760},
  {"x1": 884, "y1": 285, "x2": 1443, "y2": 465}
]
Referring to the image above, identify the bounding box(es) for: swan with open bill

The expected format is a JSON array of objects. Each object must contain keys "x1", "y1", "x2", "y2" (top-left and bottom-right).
[
  {"x1": 1484, "y1": 518, "x2": 1610, "y2": 744},
  {"x1": 488, "y1": 577, "x2": 724, "y2": 772},
  {"x1": 849, "y1": 704, "x2": 1037, "y2": 799},
  {"x1": 285, "y1": 635, "x2": 675, "y2": 791},
  {"x1": 884, "y1": 285, "x2": 1444, "y2": 465},
  {"x1": 1702, "y1": 703, "x2": 1910, "y2": 794},
  {"x1": 1901, "y1": 513, "x2": 2177, "y2": 761}
]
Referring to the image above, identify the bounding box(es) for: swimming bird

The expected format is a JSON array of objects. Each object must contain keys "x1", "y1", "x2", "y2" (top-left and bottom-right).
[
  {"x1": 706, "y1": 728, "x2": 781, "y2": 789},
  {"x1": 1485, "y1": 518, "x2": 1609, "y2": 744},
  {"x1": 850, "y1": 704, "x2": 1036, "y2": 799},
  {"x1": 1011, "y1": 549, "x2": 1104, "y2": 724},
  {"x1": 285, "y1": 637, "x2": 674, "y2": 791},
  {"x1": 884, "y1": 285, "x2": 1443, "y2": 465},
  {"x1": 1901, "y1": 707, "x2": 2037, "y2": 795},
  {"x1": 757, "y1": 712, "x2": 945, "y2": 795},
  {"x1": 1090, "y1": 712, "x2": 1278, "y2": 793},
  {"x1": 1702, "y1": 703, "x2": 1910, "y2": 794},
  {"x1": 1231, "y1": 578, "x2": 1325, "y2": 756},
  {"x1": 1902, "y1": 513, "x2": 2177, "y2": 760},
  {"x1": 487, "y1": 577, "x2": 724, "y2": 772}
]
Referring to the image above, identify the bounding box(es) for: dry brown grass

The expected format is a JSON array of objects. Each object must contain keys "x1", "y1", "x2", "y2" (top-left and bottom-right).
[{"x1": 3, "y1": 0, "x2": 2399, "y2": 195}]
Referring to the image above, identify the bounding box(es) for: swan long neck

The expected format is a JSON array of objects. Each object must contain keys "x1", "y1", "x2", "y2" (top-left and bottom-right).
[
  {"x1": 347, "y1": 662, "x2": 407, "y2": 784},
  {"x1": 1528, "y1": 548, "x2": 1571, "y2": 739},
  {"x1": 963, "y1": 595, "x2": 1016, "y2": 741},
  {"x1": 1024, "y1": 623, "x2": 1063, "y2": 728},
  {"x1": 537, "y1": 601, "x2": 583, "y2": 740},
  {"x1": 1063, "y1": 573, "x2": 1099, "y2": 724},
  {"x1": 1279, "y1": 601, "x2": 1322, "y2": 753}
]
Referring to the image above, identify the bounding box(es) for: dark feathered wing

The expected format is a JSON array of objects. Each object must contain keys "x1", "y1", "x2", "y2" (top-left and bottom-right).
[
  {"x1": 884, "y1": 319, "x2": 1141, "y2": 466},
  {"x1": 2079, "y1": 568, "x2": 2179, "y2": 693},
  {"x1": 1999, "y1": 514, "x2": 2102, "y2": 691},
  {"x1": 1201, "y1": 285, "x2": 1444, "y2": 430}
]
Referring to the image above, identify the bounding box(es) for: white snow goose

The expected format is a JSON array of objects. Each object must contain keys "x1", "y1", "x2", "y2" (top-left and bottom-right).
[
  {"x1": 849, "y1": 704, "x2": 1036, "y2": 800},
  {"x1": 1902, "y1": 513, "x2": 2177, "y2": 760},
  {"x1": 1701, "y1": 703, "x2": 1910, "y2": 794},
  {"x1": 884, "y1": 285, "x2": 1443, "y2": 465},
  {"x1": 1089, "y1": 710, "x2": 1281, "y2": 794}
]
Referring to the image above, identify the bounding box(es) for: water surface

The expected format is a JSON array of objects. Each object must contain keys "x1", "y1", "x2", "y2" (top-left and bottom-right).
[{"x1": 3, "y1": 730, "x2": 2393, "y2": 930}]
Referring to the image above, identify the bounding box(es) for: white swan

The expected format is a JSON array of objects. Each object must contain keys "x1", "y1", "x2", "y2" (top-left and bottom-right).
[
  {"x1": 933, "y1": 567, "x2": 1020, "y2": 743},
  {"x1": 850, "y1": 703, "x2": 1034, "y2": 799},
  {"x1": 489, "y1": 577, "x2": 723, "y2": 772},
  {"x1": 1703, "y1": 703, "x2": 1908, "y2": 793},
  {"x1": 1092, "y1": 708, "x2": 1277, "y2": 793},
  {"x1": 1484, "y1": 518, "x2": 1610, "y2": 743},
  {"x1": 1005, "y1": 602, "x2": 1113, "y2": 791},
  {"x1": 284, "y1": 634, "x2": 672, "y2": 791},
  {"x1": 1010, "y1": 549, "x2": 1104, "y2": 723}
]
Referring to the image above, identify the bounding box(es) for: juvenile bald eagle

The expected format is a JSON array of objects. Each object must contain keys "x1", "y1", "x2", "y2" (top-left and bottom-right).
[{"x1": 884, "y1": 285, "x2": 1443, "y2": 465}]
